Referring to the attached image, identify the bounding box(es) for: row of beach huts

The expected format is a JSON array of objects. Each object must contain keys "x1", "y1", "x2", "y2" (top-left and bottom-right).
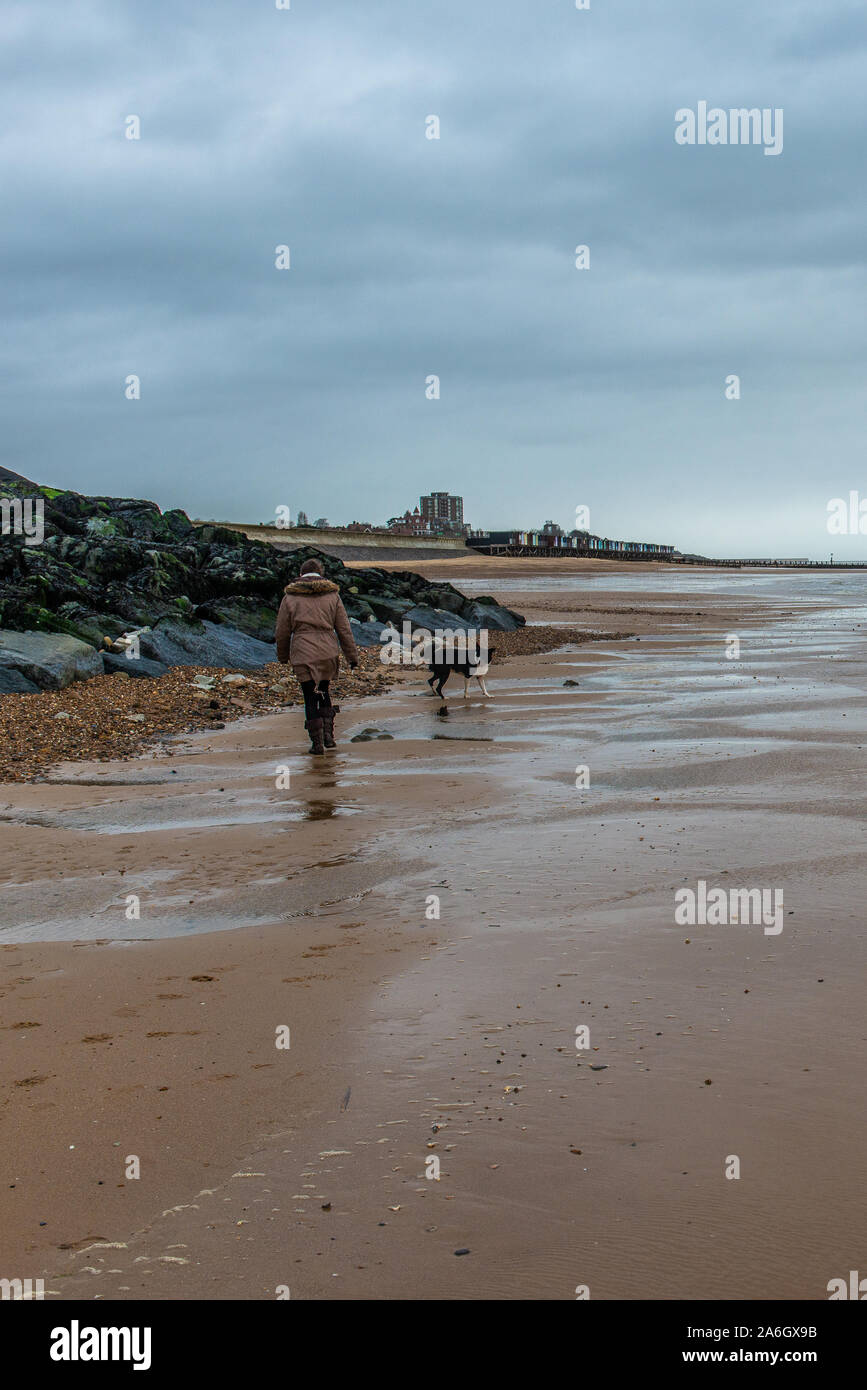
[{"x1": 466, "y1": 530, "x2": 677, "y2": 559}]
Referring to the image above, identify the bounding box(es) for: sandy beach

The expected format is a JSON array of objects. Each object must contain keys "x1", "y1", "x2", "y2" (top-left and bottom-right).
[{"x1": 2, "y1": 564, "x2": 866, "y2": 1300}]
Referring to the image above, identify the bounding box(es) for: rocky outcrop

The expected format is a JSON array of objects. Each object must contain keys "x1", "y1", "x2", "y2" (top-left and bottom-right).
[
  {"x1": 0, "y1": 667, "x2": 39, "y2": 693},
  {"x1": 136, "y1": 619, "x2": 276, "y2": 670},
  {"x1": 466, "y1": 600, "x2": 524, "y2": 632},
  {"x1": 100, "y1": 650, "x2": 168, "y2": 680},
  {"x1": 0, "y1": 629, "x2": 104, "y2": 689},
  {"x1": 401, "y1": 605, "x2": 474, "y2": 634},
  {"x1": 349, "y1": 619, "x2": 391, "y2": 649},
  {"x1": 0, "y1": 475, "x2": 524, "y2": 685}
]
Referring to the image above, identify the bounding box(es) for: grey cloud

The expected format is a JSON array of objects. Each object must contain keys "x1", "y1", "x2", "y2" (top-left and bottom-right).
[{"x1": 1, "y1": 0, "x2": 866, "y2": 555}]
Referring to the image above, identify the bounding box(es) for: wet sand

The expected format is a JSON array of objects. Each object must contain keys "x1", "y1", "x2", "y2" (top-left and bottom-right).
[
  {"x1": 348, "y1": 555, "x2": 679, "y2": 578},
  {"x1": 349, "y1": 555, "x2": 810, "y2": 634},
  {"x1": 2, "y1": 575, "x2": 866, "y2": 1300}
]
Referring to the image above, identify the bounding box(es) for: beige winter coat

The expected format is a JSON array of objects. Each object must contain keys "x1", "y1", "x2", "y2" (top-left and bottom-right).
[{"x1": 275, "y1": 577, "x2": 359, "y2": 683}]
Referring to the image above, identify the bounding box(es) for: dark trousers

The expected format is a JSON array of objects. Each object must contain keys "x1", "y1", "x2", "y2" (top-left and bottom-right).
[{"x1": 300, "y1": 679, "x2": 332, "y2": 722}]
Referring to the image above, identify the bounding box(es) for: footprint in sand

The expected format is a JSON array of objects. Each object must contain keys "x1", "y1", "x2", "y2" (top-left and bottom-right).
[{"x1": 57, "y1": 1237, "x2": 111, "y2": 1251}]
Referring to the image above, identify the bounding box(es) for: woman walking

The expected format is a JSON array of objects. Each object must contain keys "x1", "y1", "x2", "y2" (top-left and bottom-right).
[{"x1": 275, "y1": 558, "x2": 359, "y2": 754}]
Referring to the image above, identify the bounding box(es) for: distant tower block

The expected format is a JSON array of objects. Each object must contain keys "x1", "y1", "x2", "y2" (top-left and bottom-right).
[{"x1": 419, "y1": 491, "x2": 464, "y2": 534}]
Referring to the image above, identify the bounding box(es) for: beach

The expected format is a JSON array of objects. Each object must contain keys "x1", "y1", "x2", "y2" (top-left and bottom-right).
[{"x1": 2, "y1": 564, "x2": 866, "y2": 1300}]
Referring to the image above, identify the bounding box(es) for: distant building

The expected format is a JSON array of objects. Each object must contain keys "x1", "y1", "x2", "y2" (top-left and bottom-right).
[
  {"x1": 541, "y1": 520, "x2": 563, "y2": 536},
  {"x1": 346, "y1": 520, "x2": 375, "y2": 532},
  {"x1": 420, "y1": 490, "x2": 464, "y2": 533},
  {"x1": 387, "y1": 507, "x2": 429, "y2": 536},
  {"x1": 313, "y1": 517, "x2": 329, "y2": 528}
]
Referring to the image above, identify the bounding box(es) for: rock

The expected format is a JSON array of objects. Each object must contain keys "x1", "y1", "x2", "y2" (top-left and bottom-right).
[
  {"x1": 466, "y1": 600, "x2": 523, "y2": 632},
  {"x1": 0, "y1": 478, "x2": 525, "y2": 682},
  {"x1": 354, "y1": 594, "x2": 414, "y2": 625},
  {"x1": 193, "y1": 597, "x2": 278, "y2": 643},
  {"x1": 0, "y1": 666, "x2": 39, "y2": 693},
  {"x1": 0, "y1": 629, "x2": 103, "y2": 689},
  {"x1": 138, "y1": 619, "x2": 275, "y2": 670},
  {"x1": 349, "y1": 619, "x2": 387, "y2": 648},
  {"x1": 100, "y1": 651, "x2": 168, "y2": 680},
  {"x1": 563, "y1": 679, "x2": 580, "y2": 687},
  {"x1": 403, "y1": 606, "x2": 476, "y2": 635}
]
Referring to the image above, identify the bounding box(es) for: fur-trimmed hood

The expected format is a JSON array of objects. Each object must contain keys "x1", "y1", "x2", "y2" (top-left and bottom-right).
[{"x1": 283, "y1": 577, "x2": 340, "y2": 596}]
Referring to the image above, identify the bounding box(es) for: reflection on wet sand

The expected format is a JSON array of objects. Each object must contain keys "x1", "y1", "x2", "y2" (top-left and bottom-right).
[{"x1": 3, "y1": 572, "x2": 867, "y2": 1300}]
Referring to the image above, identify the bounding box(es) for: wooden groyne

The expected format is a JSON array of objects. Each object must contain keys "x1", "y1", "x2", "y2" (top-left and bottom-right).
[{"x1": 674, "y1": 558, "x2": 867, "y2": 570}]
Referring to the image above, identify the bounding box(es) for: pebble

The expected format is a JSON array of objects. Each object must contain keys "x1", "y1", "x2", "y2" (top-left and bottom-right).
[
  {"x1": 0, "y1": 656, "x2": 395, "y2": 781},
  {"x1": 0, "y1": 626, "x2": 610, "y2": 781}
]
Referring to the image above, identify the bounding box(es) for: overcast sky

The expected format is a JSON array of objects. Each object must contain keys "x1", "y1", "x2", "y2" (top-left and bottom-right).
[{"x1": 2, "y1": 0, "x2": 866, "y2": 557}]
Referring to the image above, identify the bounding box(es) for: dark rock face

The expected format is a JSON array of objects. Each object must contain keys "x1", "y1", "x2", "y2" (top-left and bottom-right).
[
  {"x1": 0, "y1": 666, "x2": 39, "y2": 693},
  {"x1": 0, "y1": 629, "x2": 104, "y2": 689},
  {"x1": 0, "y1": 480, "x2": 524, "y2": 683},
  {"x1": 100, "y1": 650, "x2": 169, "y2": 680},
  {"x1": 403, "y1": 605, "x2": 477, "y2": 634},
  {"x1": 465, "y1": 601, "x2": 523, "y2": 632},
  {"x1": 137, "y1": 619, "x2": 275, "y2": 670},
  {"x1": 349, "y1": 619, "x2": 389, "y2": 649}
]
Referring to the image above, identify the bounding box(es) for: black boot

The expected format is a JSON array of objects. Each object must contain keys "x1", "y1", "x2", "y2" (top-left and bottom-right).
[
  {"x1": 320, "y1": 703, "x2": 340, "y2": 749},
  {"x1": 305, "y1": 717, "x2": 325, "y2": 755}
]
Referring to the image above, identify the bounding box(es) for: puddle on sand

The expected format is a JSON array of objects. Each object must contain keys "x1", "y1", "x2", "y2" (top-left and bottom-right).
[
  {"x1": 431, "y1": 733, "x2": 495, "y2": 742},
  {"x1": 1, "y1": 912, "x2": 276, "y2": 944},
  {"x1": 302, "y1": 802, "x2": 363, "y2": 821},
  {"x1": 0, "y1": 801, "x2": 363, "y2": 835},
  {"x1": 43, "y1": 773, "x2": 182, "y2": 787},
  {"x1": 86, "y1": 805, "x2": 364, "y2": 833},
  {"x1": 248, "y1": 851, "x2": 361, "y2": 884}
]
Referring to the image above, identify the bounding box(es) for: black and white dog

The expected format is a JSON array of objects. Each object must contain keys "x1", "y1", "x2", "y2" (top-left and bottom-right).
[{"x1": 426, "y1": 647, "x2": 495, "y2": 699}]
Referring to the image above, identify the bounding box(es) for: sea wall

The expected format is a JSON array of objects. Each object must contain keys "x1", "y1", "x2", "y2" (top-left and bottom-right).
[{"x1": 196, "y1": 523, "x2": 469, "y2": 556}]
